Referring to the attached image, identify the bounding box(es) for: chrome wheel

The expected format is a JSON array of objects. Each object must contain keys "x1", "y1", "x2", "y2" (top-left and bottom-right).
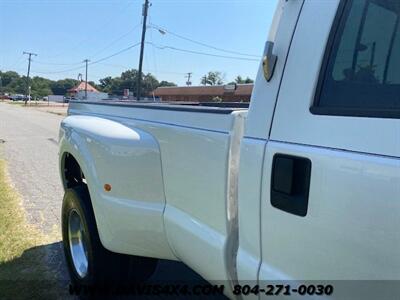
[{"x1": 68, "y1": 209, "x2": 89, "y2": 278}]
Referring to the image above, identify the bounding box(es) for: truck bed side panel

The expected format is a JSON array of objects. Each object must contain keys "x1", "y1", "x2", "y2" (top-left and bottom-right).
[
  {"x1": 59, "y1": 115, "x2": 176, "y2": 260},
  {"x1": 66, "y1": 102, "x2": 247, "y2": 292}
]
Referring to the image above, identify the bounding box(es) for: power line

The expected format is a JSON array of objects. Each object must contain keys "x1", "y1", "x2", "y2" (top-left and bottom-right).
[
  {"x1": 95, "y1": 62, "x2": 134, "y2": 69},
  {"x1": 89, "y1": 23, "x2": 141, "y2": 59},
  {"x1": 4, "y1": 3, "x2": 261, "y2": 84},
  {"x1": 42, "y1": 1, "x2": 136, "y2": 60},
  {"x1": 32, "y1": 60, "x2": 83, "y2": 66},
  {"x1": 3, "y1": 54, "x2": 25, "y2": 70},
  {"x1": 90, "y1": 42, "x2": 141, "y2": 65},
  {"x1": 33, "y1": 65, "x2": 86, "y2": 75},
  {"x1": 27, "y1": 25, "x2": 141, "y2": 69},
  {"x1": 148, "y1": 15, "x2": 159, "y2": 82},
  {"x1": 147, "y1": 42, "x2": 260, "y2": 62},
  {"x1": 95, "y1": 62, "x2": 188, "y2": 75},
  {"x1": 149, "y1": 23, "x2": 260, "y2": 58},
  {"x1": 33, "y1": 39, "x2": 256, "y2": 76},
  {"x1": 31, "y1": 43, "x2": 141, "y2": 75}
]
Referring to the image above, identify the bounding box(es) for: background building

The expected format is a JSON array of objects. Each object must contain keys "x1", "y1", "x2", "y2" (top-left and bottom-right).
[
  {"x1": 68, "y1": 82, "x2": 108, "y2": 100},
  {"x1": 153, "y1": 84, "x2": 253, "y2": 102}
]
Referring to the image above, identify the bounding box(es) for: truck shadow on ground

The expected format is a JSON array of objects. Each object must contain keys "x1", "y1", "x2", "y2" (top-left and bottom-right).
[
  {"x1": 0, "y1": 242, "x2": 227, "y2": 300},
  {"x1": 0, "y1": 242, "x2": 72, "y2": 300}
]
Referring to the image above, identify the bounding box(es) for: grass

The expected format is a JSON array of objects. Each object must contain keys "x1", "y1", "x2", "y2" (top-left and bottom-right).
[
  {"x1": 0, "y1": 160, "x2": 44, "y2": 262},
  {"x1": 5, "y1": 101, "x2": 68, "y2": 116},
  {"x1": 7, "y1": 101, "x2": 43, "y2": 106},
  {"x1": 4, "y1": 101, "x2": 68, "y2": 118},
  {"x1": 0, "y1": 159, "x2": 68, "y2": 299},
  {"x1": 6, "y1": 101, "x2": 24, "y2": 105},
  {"x1": 45, "y1": 111, "x2": 67, "y2": 117}
]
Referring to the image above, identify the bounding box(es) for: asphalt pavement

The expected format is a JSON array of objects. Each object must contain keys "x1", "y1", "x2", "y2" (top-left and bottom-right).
[{"x1": 0, "y1": 102, "x2": 64, "y2": 233}]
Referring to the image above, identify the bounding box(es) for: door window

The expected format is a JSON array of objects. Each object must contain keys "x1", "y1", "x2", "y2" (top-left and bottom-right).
[{"x1": 312, "y1": 0, "x2": 400, "y2": 117}]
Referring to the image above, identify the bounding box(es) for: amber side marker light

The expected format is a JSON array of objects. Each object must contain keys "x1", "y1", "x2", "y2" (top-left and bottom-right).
[{"x1": 104, "y1": 184, "x2": 112, "y2": 192}]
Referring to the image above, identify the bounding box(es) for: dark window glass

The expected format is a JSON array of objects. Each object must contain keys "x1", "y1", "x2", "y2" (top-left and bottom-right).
[{"x1": 314, "y1": 0, "x2": 400, "y2": 117}]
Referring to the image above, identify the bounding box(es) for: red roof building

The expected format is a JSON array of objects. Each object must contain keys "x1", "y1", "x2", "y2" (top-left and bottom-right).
[{"x1": 68, "y1": 82, "x2": 99, "y2": 95}]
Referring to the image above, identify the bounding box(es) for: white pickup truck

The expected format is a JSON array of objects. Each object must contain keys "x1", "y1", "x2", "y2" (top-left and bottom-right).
[{"x1": 59, "y1": 0, "x2": 400, "y2": 298}]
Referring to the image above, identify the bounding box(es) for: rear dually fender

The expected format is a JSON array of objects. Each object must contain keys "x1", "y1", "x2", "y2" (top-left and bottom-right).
[{"x1": 59, "y1": 115, "x2": 176, "y2": 260}]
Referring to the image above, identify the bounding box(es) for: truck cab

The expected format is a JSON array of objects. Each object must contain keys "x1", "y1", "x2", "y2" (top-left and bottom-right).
[{"x1": 241, "y1": 0, "x2": 400, "y2": 285}]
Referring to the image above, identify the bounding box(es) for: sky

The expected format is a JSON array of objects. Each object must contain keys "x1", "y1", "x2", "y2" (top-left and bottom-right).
[{"x1": 0, "y1": 0, "x2": 278, "y2": 86}]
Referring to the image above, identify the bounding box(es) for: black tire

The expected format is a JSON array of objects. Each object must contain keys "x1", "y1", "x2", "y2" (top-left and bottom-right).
[{"x1": 62, "y1": 185, "x2": 158, "y2": 289}]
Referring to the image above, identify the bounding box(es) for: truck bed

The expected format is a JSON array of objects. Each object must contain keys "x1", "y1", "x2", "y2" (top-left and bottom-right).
[
  {"x1": 68, "y1": 100, "x2": 248, "y2": 133},
  {"x1": 64, "y1": 99, "x2": 247, "y2": 287},
  {"x1": 71, "y1": 100, "x2": 249, "y2": 111}
]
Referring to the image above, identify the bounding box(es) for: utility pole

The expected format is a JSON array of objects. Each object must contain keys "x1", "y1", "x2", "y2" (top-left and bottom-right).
[
  {"x1": 202, "y1": 75, "x2": 208, "y2": 86},
  {"x1": 185, "y1": 72, "x2": 193, "y2": 86},
  {"x1": 23, "y1": 51, "x2": 37, "y2": 105},
  {"x1": 137, "y1": 0, "x2": 150, "y2": 101},
  {"x1": 0, "y1": 76, "x2": 3, "y2": 101},
  {"x1": 83, "y1": 59, "x2": 90, "y2": 100}
]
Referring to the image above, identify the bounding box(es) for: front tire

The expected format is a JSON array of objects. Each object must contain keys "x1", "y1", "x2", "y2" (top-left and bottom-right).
[{"x1": 62, "y1": 185, "x2": 158, "y2": 289}]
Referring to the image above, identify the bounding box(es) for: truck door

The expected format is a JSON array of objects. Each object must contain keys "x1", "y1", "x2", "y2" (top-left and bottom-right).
[{"x1": 260, "y1": 0, "x2": 400, "y2": 291}]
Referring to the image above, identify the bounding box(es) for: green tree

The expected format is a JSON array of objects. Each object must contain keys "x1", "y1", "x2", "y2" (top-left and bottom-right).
[
  {"x1": 158, "y1": 81, "x2": 177, "y2": 87},
  {"x1": 142, "y1": 73, "x2": 159, "y2": 96},
  {"x1": 30, "y1": 76, "x2": 53, "y2": 98},
  {"x1": 7, "y1": 76, "x2": 27, "y2": 94},
  {"x1": 1, "y1": 69, "x2": 176, "y2": 99},
  {"x1": 99, "y1": 69, "x2": 161, "y2": 97},
  {"x1": 231, "y1": 75, "x2": 254, "y2": 84},
  {"x1": 0, "y1": 71, "x2": 20, "y2": 90},
  {"x1": 99, "y1": 76, "x2": 113, "y2": 93},
  {"x1": 88, "y1": 81, "x2": 101, "y2": 91},
  {"x1": 0, "y1": 71, "x2": 23, "y2": 94},
  {"x1": 50, "y1": 79, "x2": 79, "y2": 95},
  {"x1": 201, "y1": 71, "x2": 225, "y2": 86}
]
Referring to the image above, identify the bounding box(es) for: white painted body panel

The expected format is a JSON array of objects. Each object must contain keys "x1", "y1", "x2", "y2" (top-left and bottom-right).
[
  {"x1": 59, "y1": 115, "x2": 176, "y2": 260},
  {"x1": 68, "y1": 102, "x2": 240, "y2": 133},
  {"x1": 245, "y1": 0, "x2": 304, "y2": 140},
  {"x1": 260, "y1": 141, "x2": 400, "y2": 281},
  {"x1": 62, "y1": 102, "x2": 247, "y2": 298},
  {"x1": 236, "y1": 138, "x2": 266, "y2": 290}
]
